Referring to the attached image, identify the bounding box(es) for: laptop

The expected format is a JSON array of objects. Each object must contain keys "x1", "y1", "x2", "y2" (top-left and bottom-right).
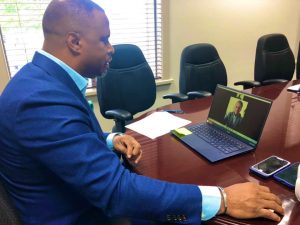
[{"x1": 172, "y1": 85, "x2": 272, "y2": 162}]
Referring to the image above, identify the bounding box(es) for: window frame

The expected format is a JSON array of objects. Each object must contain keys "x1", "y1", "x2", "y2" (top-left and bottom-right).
[{"x1": 0, "y1": 0, "x2": 163, "y2": 87}]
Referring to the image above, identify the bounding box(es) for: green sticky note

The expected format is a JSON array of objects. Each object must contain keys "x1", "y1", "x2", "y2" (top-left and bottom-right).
[
  {"x1": 172, "y1": 127, "x2": 192, "y2": 138},
  {"x1": 175, "y1": 128, "x2": 192, "y2": 135}
]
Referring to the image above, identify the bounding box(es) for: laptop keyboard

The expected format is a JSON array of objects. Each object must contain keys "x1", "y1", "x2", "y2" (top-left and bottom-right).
[{"x1": 188, "y1": 124, "x2": 247, "y2": 154}]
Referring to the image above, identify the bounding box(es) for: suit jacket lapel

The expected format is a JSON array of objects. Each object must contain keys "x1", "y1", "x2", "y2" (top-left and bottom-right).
[{"x1": 31, "y1": 52, "x2": 105, "y2": 140}]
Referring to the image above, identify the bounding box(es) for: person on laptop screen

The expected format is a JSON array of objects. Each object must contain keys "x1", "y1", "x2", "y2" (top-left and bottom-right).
[{"x1": 224, "y1": 99, "x2": 244, "y2": 128}]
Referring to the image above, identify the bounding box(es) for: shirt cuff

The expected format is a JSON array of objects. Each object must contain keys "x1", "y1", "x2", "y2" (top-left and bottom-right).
[
  {"x1": 106, "y1": 132, "x2": 123, "y2": 150},
  {"x1": 198, "y1": 186, "x2": 221, "y2": 221}
]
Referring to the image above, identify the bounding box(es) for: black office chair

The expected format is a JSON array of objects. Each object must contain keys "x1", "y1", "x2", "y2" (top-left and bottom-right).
[
  {"x1": 297, "y1": 41, "x2": 300, "y2": 79},
  {"x1": 235, "y1": 33, "x2": 295, "y2": 89},
  {"x1": 97, "y1": 44, "x2": 156, "y2": 133},
  {"x1": 163, "y1": 43, "x2": 227, "y2": 103},
  {"x1": 0, "y1": 180, "x2": 22, "y2": 225}
]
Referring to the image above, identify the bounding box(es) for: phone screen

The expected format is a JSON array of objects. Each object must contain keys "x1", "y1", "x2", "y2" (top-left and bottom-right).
[
  {"x1": 252, "y1": 156, "x2": 290, "y2": 175},
  {"x1": 275, "y1": 163, "x2": 299, "y2": 186}
]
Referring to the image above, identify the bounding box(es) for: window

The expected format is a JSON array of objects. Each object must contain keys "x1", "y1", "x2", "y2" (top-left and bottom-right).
[{"x1": 0, "y1": 0, "x2": 162, "y2": 87}]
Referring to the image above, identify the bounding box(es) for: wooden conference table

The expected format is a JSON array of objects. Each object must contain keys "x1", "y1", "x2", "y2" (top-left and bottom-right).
[{"x1": 126, "y1": 80, "x2": 300, "y2": 225}]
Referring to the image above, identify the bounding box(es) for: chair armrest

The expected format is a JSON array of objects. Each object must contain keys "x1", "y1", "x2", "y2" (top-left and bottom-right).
[
  {"x1": 105, "y1": 109, "x2": 133, "y2": 121},
  {"x1": 262, "y1": 79, "x2": 289, "y2": 86},
  {"x1": 234, "y1": 80, "x2": 261, "y2": 89},
  {"x1": 162, "y1": 93, "x2": 189, "y2": 103},
  {"x1": 105, "y1": 110, "x2": 133, "y2": 133},
  {"x1": 187, "y1": 91, "x2": 212, "y2": 100}
]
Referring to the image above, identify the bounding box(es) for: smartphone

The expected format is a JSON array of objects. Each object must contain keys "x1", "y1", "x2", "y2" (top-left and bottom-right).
[
  {"x1": 273, "y1": 162, "x2": 299, "y2": 189},
  {"x1": 162, "y1": 109, "x2": 185, "y2": 114},
  {"x1": 250, "y1": 155, "x2": 290, "y2": 178}
]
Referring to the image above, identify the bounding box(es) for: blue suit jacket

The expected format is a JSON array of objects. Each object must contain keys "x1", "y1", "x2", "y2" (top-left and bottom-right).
[{"x1": 0, "y1": 52, "x2": 202, "y2": 225}]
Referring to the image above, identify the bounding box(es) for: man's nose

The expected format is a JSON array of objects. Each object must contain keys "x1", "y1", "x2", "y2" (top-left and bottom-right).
[{"x1": 109, "y1": 44, "x2": 115, "y2": 55}]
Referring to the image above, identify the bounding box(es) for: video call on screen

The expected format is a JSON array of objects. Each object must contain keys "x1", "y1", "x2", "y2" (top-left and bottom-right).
[{"x1": 208, "y1": 87, "x2": 271, "y2": 141}]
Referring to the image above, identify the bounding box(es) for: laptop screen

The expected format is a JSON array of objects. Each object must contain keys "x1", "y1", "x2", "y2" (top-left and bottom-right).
[{"x1": 207, "y1": 85, "x2": 272, "y2": 146}]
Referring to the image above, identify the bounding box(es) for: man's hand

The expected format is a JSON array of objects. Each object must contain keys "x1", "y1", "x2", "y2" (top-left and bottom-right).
[
  {"x1": 222, "y1": 182, "x2": 284, "y2": 222},
  {"x1": 113, "y1": 134, "x2": 142, "y2": 164}
]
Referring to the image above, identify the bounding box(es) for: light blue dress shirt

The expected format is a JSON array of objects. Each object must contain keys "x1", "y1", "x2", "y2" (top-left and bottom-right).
[{"x1": 37, "y1": 50, "x2": 221, "y2": 221}]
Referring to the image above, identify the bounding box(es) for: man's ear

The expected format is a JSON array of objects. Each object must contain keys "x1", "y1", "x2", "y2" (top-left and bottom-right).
[{"x1": 65, "y1": 32, "x2": 82, "y2": 55}]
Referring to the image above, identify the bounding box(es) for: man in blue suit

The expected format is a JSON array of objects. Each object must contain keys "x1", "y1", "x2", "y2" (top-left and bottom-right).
[{"x1": 0, "y1": 0, "x2": 284, "y2": 224}]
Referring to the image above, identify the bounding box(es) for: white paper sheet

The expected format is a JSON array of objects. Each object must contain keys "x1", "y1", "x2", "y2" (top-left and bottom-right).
[
  {"x1": 125, "y1": 111, "x2": 191, "y2": 139},
  {"x1": 287, "y1": 84, "x2": 300, "y2": 92}
]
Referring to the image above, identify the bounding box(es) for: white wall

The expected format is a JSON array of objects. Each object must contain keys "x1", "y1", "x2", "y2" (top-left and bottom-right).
[
  {"x1": 1, "y1": 0, "x2": 300, "y2": 131},
  {"x1": 166, "y1": 0, "x2": 300, "y2": 88}
]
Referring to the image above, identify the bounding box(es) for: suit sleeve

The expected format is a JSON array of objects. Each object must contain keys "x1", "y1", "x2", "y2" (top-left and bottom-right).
[{"x1": 14, "y1": 90, "x2": 202, "y2": 224}]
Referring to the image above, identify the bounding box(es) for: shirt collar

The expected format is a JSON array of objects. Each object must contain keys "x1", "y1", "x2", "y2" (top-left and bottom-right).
[{"x1": 37, "y1": 50, "x2": 88, "y2": 95}]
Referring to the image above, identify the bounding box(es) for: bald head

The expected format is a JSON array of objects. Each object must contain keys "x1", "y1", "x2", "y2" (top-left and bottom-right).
[
  {"x1": 42, "y1": 0, "x2": 104, "y2": 37},
  {"x1": 234, "y1": 100, "x2": 243, "y2": 115}
]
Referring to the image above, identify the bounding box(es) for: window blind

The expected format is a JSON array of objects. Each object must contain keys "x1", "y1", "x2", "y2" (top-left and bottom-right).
[{"x1": 0, "y1": 0, "x2": 162, "y2": 86}]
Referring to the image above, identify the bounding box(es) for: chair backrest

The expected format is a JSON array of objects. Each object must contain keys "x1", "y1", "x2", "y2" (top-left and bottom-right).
[
  {"x1": 254, "y1": 33, "x2": 295, "y2": 82},
  {"x1": 97, "y1": 44, "x2": 156, "y2": 119},
  {"x1": 0, "y1": 180, "x2": 22, "y2": 225},
  {"x1": 179, "y1": 43, "x2": 227, "y2": 95},
  {"x1": 297, "y1": 41, "x2": 300, "y2": 79}
]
